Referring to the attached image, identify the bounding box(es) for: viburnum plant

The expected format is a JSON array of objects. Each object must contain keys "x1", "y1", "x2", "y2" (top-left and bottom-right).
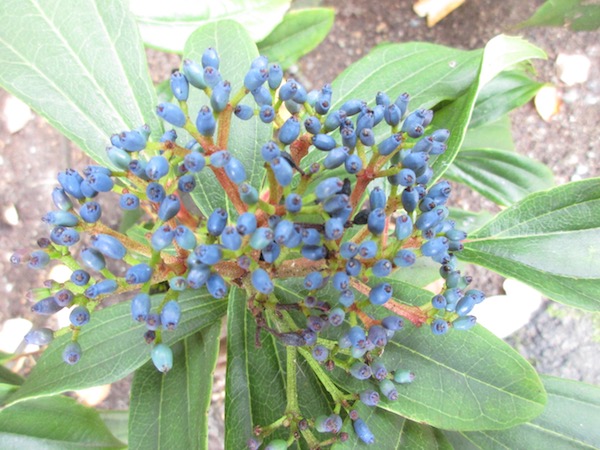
[{"x1": 1, "y1": 2, "x2": 599, "y2": 450}]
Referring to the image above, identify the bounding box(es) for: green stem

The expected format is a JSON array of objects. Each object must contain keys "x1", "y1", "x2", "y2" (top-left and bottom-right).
[
  {"x1": 286, "y1": 346, "x2": 299, "y2": 414},
  {"x1": 297, "y1": 347, "x2": 347, "y2": 404}
]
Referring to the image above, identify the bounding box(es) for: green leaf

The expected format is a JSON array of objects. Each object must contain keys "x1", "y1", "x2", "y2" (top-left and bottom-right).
[
  {"x1": 460, "y1": 178, "x2": 600, "y2": 311},
  {"x1": 277, "y1": 279, "x2": 547, "y2": 431},
  {"x1": 128, "y1": 323, "x2": 222, "y2": 450},
  {"x1": 130, "y1": 0, "x2": 291, "y2": 53},
  {"x1": 257, "y1": 8, "x2": 335, "y2": 69},
  {"x1": 469, "y1": 71, "x2": 544, "y2": 129},
  {"x1": 387, "y1": 256, "x2": 445, "y2": 288},
  {"x1": 225, "y1": 287, "x2": 331, "y2": 449},
  {"x1": 0, "y1": 0, "x2": 161, "y2": 168},
  {"x1": 7, "y1": 291, "x2": 227, "y2": 406},
  {"x1": 99, "y1": 410, "x2": 129, "y2": 445},
  {"x1": 444, "y1": 375, "x2": 600, "y2": 449},
  {"x1": 183, "y1": 20, "x2": 271, "y2": 218},
  {"x1": 0, "y1": 395, "x2": 125, "y2": 449},
  {"x1": 518, "y1": 0, "x2": 600, "y2": 31},
  {"x1": 445, "y1": 148, "x2": 555, "y2": 206},
  {"x1": 0, "y1": 366, "x2": 23, "y2": 387},
  {"x1": 0, "y1": 384, "x2": 19, "y2": 406},
  {"x1": 462, "y1": 115, "x2": 515, "y2": 152},
  {"x1": 430, "y1": 35, "x2": 547, "y2": 184},
  {"x1": 448, "y1": 208, "x2": 494, "y2": 234},
  {"x1": 333, "y1": 403, "x2": 452, "y2": 449}
]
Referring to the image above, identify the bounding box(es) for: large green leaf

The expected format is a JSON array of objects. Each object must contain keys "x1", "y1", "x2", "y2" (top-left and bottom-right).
[
  {"x1": 444, "y1": 376, "x2": 600, "y2": 449},
  {"x1": 469, "y1": 70, "x2": 544, "y2": 129},
  {"x1": 333, "y1": 403, "x2": 452, "y2": 449},
  {"x1": 460, "y1": 178, "x2": 600, "y2": 311},
  {"x1": 183, "y1": 20, "x2": 271, "y2": 218},
  {"x1": 430, "y1": 35, "x2": 547, "y2": 184},
  {"x1": 0, "y1": 0, "x2": 161, "y2": 168},
  {"x1": 462, "y1": 115, "x2": 515, "y2": 152},
  {"x1": 7, "y1": 291, "x2": 227, "y2": 406},
  {"x1": 518, "y1": 0, "x2": 600, "y2": 31},
  {"x1": 257, "y1": 8, "x2": 335, "y2": 69},
  {"x1": 225, "y1": 287, "x2": 331, "y2": 449},
  {"x1": 128, "y1": 323, "x2": 222, "y2": 450},
  {"x1": 99, "y1": 410, "x2": 129, "y2": 445},
  {"x1": 130, "y1": 0, "x2": 291, "y2": 53},
  {"x1": 0, "y1": 395, "x2": 125, "y2": 449},
  {"x1": 445, "y1": 148, "x2": 555, "y2": 206},
  {"x1": 0, "y1": 366, "x2": 23, "y2": 387},
  {"x1": 277, "y1": 279, "x2": 547, "y2": 431}
]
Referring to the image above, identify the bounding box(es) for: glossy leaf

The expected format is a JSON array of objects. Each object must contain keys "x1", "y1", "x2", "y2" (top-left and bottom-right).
[
  {"x1": 518, "y1": 0, "x2": 600, "y2": 31},
  {"x1": 277, "y1": 279, "x2": 547, "y2": 431},
  {"x1": 334, "y1": 403, "x2": 452, "y2": 449},
  {"x1": 0, "y1": 395, "x2": 125, "y2": 449},
  {"x1": 128, "y1": 323, "x2": 222, "y2": 450},
  {"x1": 462, "y1": 115, "x2": 515, "y2": 152},
  {"x1": 130, "y1": 0, "x2": 291, "y2": 53},
  {"x1": 225, "y1": 287, "x2": 331, "y2": 449},
  {"x1": 444, "y1": 376, "x2": 600, "y2": 449},
  {"x1": 6, "y1": 291, "x2": 227, "y2": 406},
  {"x1": 469, "y1": 70, "x2": 544, "y2": 129},
  {"x1": 430, "y1": 35, "x2": 547, "y2": 184},
  {"x1": 257, "y1": 8, "x2": 335, "y2": 69},
  {"x1": 445, "y1": 148, "x2": 554, "y2": 206},
  {"x1": 183, "y1": 20, "x2": 271, "y2": 218},
  {"x1": 0, "y1": 0, "x2": 161, "y2": 168},
  {"x1": 461, "y1": 178, "x2": 600, "y2": 311}
]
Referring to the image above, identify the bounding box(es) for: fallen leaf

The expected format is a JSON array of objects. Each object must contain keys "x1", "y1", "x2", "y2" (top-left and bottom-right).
[
  {"x1": 413, "y1": 0, "x2": 466, "y2": 27},
  {"x1": 535, "y1": 85, "x2": 561, "y2": 122}
]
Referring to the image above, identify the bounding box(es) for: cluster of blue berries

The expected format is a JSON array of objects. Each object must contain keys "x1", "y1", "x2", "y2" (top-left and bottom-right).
[{"x1": 11, "y1": 46, "x2": 487, "y2": 448}]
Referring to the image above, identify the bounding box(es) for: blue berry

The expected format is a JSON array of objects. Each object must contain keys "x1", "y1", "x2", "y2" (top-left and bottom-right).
[
  {"x1": 301, "y1": 228, "x2": 321, "y2": 246},
  {"x1": 170, "y1": 70, "x2": 189, "y2": 101},
  {"x1": 268, "y1": 63, "x2": 283, "y2": 89},
  {"x1": 187, "y1": 265, "x2": 211, "y2": 289},
  {"x1": 261, "y1": 241, "x2": 281, "y2": 263},
  {"x1": 120, "y1": 193, "x2": 140, "y2": 210},
  {"x1": 368, "y1": 325, "x2": 388, "y2": 347},
  {"x1": 158, "y1": 194, "x2": 181, "y2": 221},
  {"x1": 345, "y1": 258, "x2": 362, "y2": 277},
  {"x1": 367, "y1": 208, "x2": 386, "y2": 235},
  {"x1": 284, "y1": 193, "x2": 302, "y2": 213},
  {"x1": 431, "y1": 319, "x2": 449, "y2": 335},
  {"x1": 328, "y1": 307, "x2": 345, "y2": 326},
  {"x1": 224, "y1": 157, "x2": 247, "y2": 184},
  {"x1": 24, "y1": 327, "x2": 54, "y2": 346},
  {"x1": 146, "y1": 313, "x2": 161, "y2": 330},
  {"x1": 151, "y1": 225, "x2": 175, "y2": 250},
  {"x1": 161, "y1": 300, "x2": 181, "y2": 330},
  {"x1": 324, "y1": 217, "x2": 344, "y2": 240},
  {"x1": 146, "y1": 182, "x2": 166, "y2": 204},
  {"x1": 393, "y1": 249, "x2": 416, "y2": 267},
  {"x1": 156, "y1": 102, "x2": 186, "y2": 127},
  {"x1": 369, "y1": 283, "x2": 392, "y2": 305},
  {"x1": 207, "y1": 208, "x2": 228, "y2": 236},
  {"x1": 196, "y1": 106, "x2": 217, "y2": 136},
  {"x1": 126, "y1": 263, "x2": 153, "y2": 285},
  {"x1": 372, "y1": 259, "x2": 392, "y2": 277},
  {"x1": 201, "y1": 47, "x2": 220, "y2": 69},
  {"x1": 304, "y1": 271, "x2": 324, "y2": 290},
  {"x1": 32, "y1": 297, "x2": 62, "y2": 315},
  {"x1": 360, "y1": 390, "x2": 380, "y2": 407},
  {"x1": 270, "y1": 157, "x2": 293, "y2": 187},
  {"x1": 332, "y1": 271, "x2": 350, "y2": 292},
  {"x1": 27, "y1": 250, "x2": 50, "y2": 270},
  {"x1": 169, "y1": 276, "x2": 187, "y2": 291},
  {"x1": 54, "y1": 289, "x2": 74, "y2": 307},
  {"x1": 69, "y1": 305, "x2": 90, "y2": 327},
  {"x1": 51, "y1": 187, "x2": 73, "y2": 211},
  {"x1": 251, "y1": 86, "x2": 272, "y2": 105},
  {"x1": 301, "y1": 245, "x2": 327, "y2": 261},
  {"x1": 340, "y1": 241, "x2": 359, "y2": 259},
  {"x1": 345, "y1": 154, "x2": 363, "y2": 174},
  {"x1": 453, "y1": 315, "x2": 477, "y2": 330},
  {"x1": 71, "y1": 269, "x2": 90, "y2": 286},
  {"x1": 311, "y1": 344, "x2": 329, "y2": 362},
  {"x1": 211, "y1": 80, "x2": 231, "y2": 112},
  {"x1": 236, "y1": 212, "x2": 257, "y2": 236},
  {"x1": 91, "y1": 234, "x2": 126, "y2": 260},
  {"x1": 278, "y1": 116, "x2": 300, "y2": 144},
  {"x1": 206, "y1": 273, "x2": 227, "y2": 299},
  {"x1": 80, "y1": 247, "x2": 106, "y2": 271},
  {"x1": 183, "y1": 152, "x2": 206, "y2": 173},
  {"x1": 57, "y1": 169, "x2": 84, "y2": 199},
  {"x1": 315, "y1": 177, "x2": 343, "y2": 201},
  {"x1": 146, "y1": 156, "x2": 170, "y2": 181},
  {"x1": 341, "y1": 126, "x2": 357, "y2": 149},
  {"x1": 244, "y1": 67, "x2": 268, "y2": 91},
  {"x1": 234, "y1": 104, "x2": 254, "y2": 120},
  {"x1": 131, "y1": 293, "x2": 151, "y2": 322},
  {"x1": 195, "y1": 244, "x2": 222, "y2": 265},
  {"x1": 63, "y1": 342, "x2": 82, "y2": 365},
  {"x1": 350, "y1": 362, "x2": 372, "y2": 380},
  {"x1": 42, "y1": 210, "x2": 79, "y2": 227},
  {"x1": 220, "y1": 226, "x2": 241, "y2": 251},
  {"x1": 323, "y1": 146, "x2": 349, "y2": 169},
  {"x1": 312, "y1": 133, "x2": 336, "y2": 151},
  {"x1": 358, "y1": 240, "x2": 377, "y2": 259},
  {"x1": 371, "y1": 360, "x2": 388, "y2": 380},
  {"x1": 251, "y1": 268, "x2": 274, "y2": 294},
  {"x1": 151, "y1": 343, "x2": 173, "y2": 373},
  {"x1": 84, "y1": 279, "x2": 117, "y2": 299}
]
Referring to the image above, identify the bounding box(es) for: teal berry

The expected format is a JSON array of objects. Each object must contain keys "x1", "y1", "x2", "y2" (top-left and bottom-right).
[
  {"x1": 239, "y1": 182, "x2": 259, "y2": 204},
  {"x1": 183, "y1": 59, "x2": 207, "y2": 89},
  {"x1": 379, "y1": 378, "x2": 398, "y2": 401},
  {"x1": 264, "y1": 439, "x2": 287, "y2": 450},
  {"x1": 453, "y1": 315, "x2": 477, "y2": 331},
  {"x1": 151, "y1": 343, "x2": 173, "y2": 373},
  {"x1": 394, "y1": 369, "x2": 416, "y2": 384}
]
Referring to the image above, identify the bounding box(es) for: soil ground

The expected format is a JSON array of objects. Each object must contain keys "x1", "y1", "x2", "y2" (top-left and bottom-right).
[{"x1": 0, "y1": 0, "x2": 598, "y2": 447}]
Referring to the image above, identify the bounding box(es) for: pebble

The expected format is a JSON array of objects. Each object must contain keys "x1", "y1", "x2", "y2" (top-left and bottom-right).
[
  {"x1": 2, "y1": 95, "x2": 33, "y2": 134},
  {"x1": 556, "y1": 53, "x2": 591, "y2": 86}
]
